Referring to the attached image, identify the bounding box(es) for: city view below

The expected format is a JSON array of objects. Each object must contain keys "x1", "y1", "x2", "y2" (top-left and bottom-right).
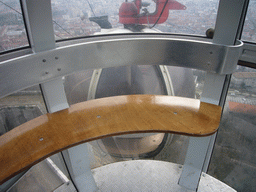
[{"x1": 0, "y1": 0, "x2": 256, "y2": 52}]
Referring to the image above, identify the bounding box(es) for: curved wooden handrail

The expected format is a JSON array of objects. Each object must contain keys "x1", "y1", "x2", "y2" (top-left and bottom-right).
[{"x1": 0, "y1": 95, "x2": 221, "y2": 184}]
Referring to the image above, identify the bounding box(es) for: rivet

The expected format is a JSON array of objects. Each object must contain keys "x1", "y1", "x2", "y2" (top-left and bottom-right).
[
  {"x1": 210, "y1": 51, "x2": 213, "y2": 54},
  {"x1": 45, "y1": 71, "x2": 49, "y2": 74},
  {"x1": 179, "y1": 165, "x2": 182, "y2": 168},
  {"x1": 57, "y1": 68, "x2": 61, "y2": 71},
  {"x1": 174, "y1": 112, "x2": 177, "y2": 115},
  {"x1": 55, "y1": 56, "x2": 59, "y2": 60},
  {"x1": 97, "y1": 115, "x2": 101, "y2": 118},
  {"x1": 42, "y1": 59, "x2": 46, "y2": 62},
  {"x1": 39, "y1": 138, "x2": 44, "y2": 141}
]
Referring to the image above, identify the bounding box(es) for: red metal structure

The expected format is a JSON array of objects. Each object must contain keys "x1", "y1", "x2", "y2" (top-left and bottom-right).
[{"x1": 119, "y1": 0, "x2": 186, "y2": 25}]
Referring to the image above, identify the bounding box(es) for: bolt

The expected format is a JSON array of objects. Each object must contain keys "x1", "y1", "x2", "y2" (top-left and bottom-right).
[
  {"x1": 39, "y1": 138, "x2": 44, "y2": 141},
  {"x1": 97, "y1": 115, "x2": 101, "y2": 118},
  {"x1": 42, "y1": 59, "x2": 46, "y2": 62},
  {"x1": 174, "y1": 112, "x2": 177, "y2": 115}
]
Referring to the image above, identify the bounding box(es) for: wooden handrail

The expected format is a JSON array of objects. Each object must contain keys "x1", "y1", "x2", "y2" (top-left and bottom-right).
[{"x1": 0, "y1": 95, "x2": 221, "y2": 184}]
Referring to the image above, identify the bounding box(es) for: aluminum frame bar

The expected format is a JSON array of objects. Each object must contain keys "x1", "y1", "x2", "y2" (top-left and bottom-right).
[
  {"x1": 0, "y1": 35, "x2": 243, "y2": 99},
  {"x1": 20, "y1": 0, "x2": 97, "y2": 191},
  {"x1": 179, "y1": 0, "x2": 247, "y2": 191}
]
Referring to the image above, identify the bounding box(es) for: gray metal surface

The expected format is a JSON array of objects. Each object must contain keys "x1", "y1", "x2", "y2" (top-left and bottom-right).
[
  {"x1": 92, "y1": 160, "x2": 236, "y2": 192},
  {"x1": 40, "y1": 78, "x2": 69, "y2": 113},
  {"x1": 179, "y1": 1, "x2": 247, "y2": 190},
  {"x1": 62, "y1": 144, "x2": 97, "y2": 192},
  {"x1": 179, "y1": 136, "x2": 212, "y2": 191},
  {"x1": 87, "y1": 69, "x2": 103, "y2": 100},
  {"x1": 158, "y1": 65, "x2": 175, "y2": 96},
  {"x1": 240, "y1": 43, "x2": 256, "y2": 64},
  {"x1": 0, "y1": 35, "x2": 243, "y2": 99},
  {"x1": 21, "y1": 0, "x2": 55, "y2": 52}
]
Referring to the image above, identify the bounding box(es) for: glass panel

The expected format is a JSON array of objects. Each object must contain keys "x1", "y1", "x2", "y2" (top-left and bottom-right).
[
  {"x1": 95, "y1": 66, "x2": 166, "y2": 98},
  {"x1": 0, "y1": 0, "x2": 29, "y2": 52},
  {"x1": 158, "y1": 0, "x2": 219, "y2": 35},
  {"x1": 0, "y1": 85, "x2": 72, "y2": 191},
  {"x1": 83, "y1": 66, "x2": 204, "y2": 166},
  {"x1": 208, "y1": 66, "x2": 256, "y2": 192},
  {"x1": 62, "y1": 66, "x2": 204, "y2": 166},
  {"x1": 0, "y1": 85, "x2": 46, "y2": 135},
  {"x1": 7, "y1": 158, "x2": 70, "y2": 192},
  {"x1": 63, "y1": 69, "x2": 94, "y2": 105},
  {"x1": 241, "y1": 1, "x2": 256, "y2": 42},
  {"x1": 51, "y1": 0, "x2": 219, "y2": 40}
]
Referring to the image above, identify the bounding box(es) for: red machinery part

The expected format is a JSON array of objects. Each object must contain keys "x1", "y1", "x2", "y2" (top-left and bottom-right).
[{"x1": 119, "y1": 0, "x2": 186, "y2": 25}]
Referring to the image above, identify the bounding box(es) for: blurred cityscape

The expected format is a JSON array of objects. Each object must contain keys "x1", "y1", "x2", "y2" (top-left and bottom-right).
[{"x1": 0, "y1": 0, "x2": 256, "y2": 52}]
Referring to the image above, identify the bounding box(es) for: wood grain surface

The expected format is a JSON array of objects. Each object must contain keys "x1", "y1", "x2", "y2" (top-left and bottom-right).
[{"x1": 0, "y1": 95, "x2": 222, "y2": 184}]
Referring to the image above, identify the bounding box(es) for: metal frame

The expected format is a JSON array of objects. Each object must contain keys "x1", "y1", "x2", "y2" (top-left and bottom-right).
[
  {"x1": 87, "y1": 69, "x2": 103, "y2": 100},
  {"x1": 179, "y1": 0, "x2": 248, "y2": 190},
  {"x1": 0, "y1": 0, "x2": 251, "y2": 191},
  {"x1": 18, "y1": 0, "x2": 97, "y2": 191},
  {"x1": 158, "y1": 65, "x2": 175, "y2": 96},
  {"x1": 0, "y1": 35, "x2": 243, "y2": 99},
  {"x1": 240, "y1": 43, "x2": 256, "y2": 64}
]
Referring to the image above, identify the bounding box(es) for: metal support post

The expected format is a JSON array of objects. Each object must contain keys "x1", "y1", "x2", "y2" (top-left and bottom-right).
[
  {"x1": 21, "y1": 0, "x2": 97, "y2": 191},
  {"x1": 62, "y1": 144, "x2": 98, "y2": 192},
  {"x1": 40, "y1": 78, "x2": 69, "y2": 113},
  {"x1": 179, "y1": 0, "x2": 247, "y2": 191}
]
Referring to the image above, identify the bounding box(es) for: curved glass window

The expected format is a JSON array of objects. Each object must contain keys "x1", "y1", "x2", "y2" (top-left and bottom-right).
[
  {"x1": 0, "y1": 0, "x2": 29, "y2": 53},
  {"x1": 0, "y1": 85, "x2": 46, "y2": 136},
  {"x1": 51, "y1": 0, "x2": 219, "y2": 40},
  {"x1": 0, "y1": 85, "x2": 73, "y2": 191},
  {"x1": 63, "y1": 65, "x2": 205, "y2": 165},
  {"x1": 242, "y1": 1, "x2": 256, "y2": 43},
  {"x1": 208, "y1": 66, "x2": 256, "y2": 192}
]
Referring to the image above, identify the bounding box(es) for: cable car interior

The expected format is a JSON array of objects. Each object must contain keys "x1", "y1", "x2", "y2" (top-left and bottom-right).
[{"x1": 0, "y1": 0, "x2": 256, "y2": 191}]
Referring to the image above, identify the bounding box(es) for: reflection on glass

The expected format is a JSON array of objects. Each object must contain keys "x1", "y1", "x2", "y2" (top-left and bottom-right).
[
  {"x1": 0, "y1": 0, "x2": 29, "y2": 52},
  {"x1": 242, "y1": 1, "x2": 256, "y2": 42},
  {"x1": 64, "y1": 70, "x2": 93, "y2": 105},
  {"x1": 208, "y1": 66, "x2": 256, "y2": 192},
  {"x1": 0, "y1": 85, "x2": 46, "y2": 135},
  {"x1": 51, "y1": 0, "x2": 219, "y2": 40},
  {"x1": 0, "y1": 85, "x2": 72, "y2": 191}
]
